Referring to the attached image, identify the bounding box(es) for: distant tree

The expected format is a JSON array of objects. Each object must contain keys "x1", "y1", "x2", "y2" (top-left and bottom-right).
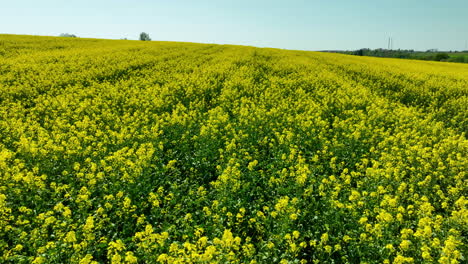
[
  {"x1": 354, "y1": 49, "x2": 365, "y2": 56},
  {"x1": 139, "y1": 32, "x2": 151, "y2": 41},
  {"x1": 59, "y1": 33, "x2": 77, "y2": 38},
  {"x1": 434, "y1": 53, "x2": 449, "y2": 61}
]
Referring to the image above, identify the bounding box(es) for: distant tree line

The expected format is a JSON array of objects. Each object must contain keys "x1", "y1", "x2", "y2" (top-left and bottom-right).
[
  {"x1": 334, "y1": 48, "x2": 468, "y2": 63},
  {"x1": 57, "y1": 32, "x2": 154, "y2": 42}
]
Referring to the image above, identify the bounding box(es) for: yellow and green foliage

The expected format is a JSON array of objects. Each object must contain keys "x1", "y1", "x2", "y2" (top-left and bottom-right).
[{"x1": 0, "y1": 34, "x2": 467, "y2": 263}]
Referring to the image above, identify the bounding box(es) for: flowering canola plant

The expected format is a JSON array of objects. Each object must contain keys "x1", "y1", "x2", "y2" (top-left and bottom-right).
[{"x1": 0, "y1": 34, "x2": 467, "y2": 263}]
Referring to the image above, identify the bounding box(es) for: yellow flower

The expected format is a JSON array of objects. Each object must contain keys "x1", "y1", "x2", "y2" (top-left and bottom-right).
[
  {"x1": 247, "y1": 160, "x2": 258, "y2": 170},
  {"x1": 359, "y1": 217, "x2": 368, "y2": 224},
  {"x1": 124, "y1": 251, "x2": 138, "y2": 263},
  {"x1": 83, "y1": 216, "x2": 94, "y2": 232},
  {"x1": 109, "y1": 239, "x2": 126, "y2": 252},
  {"x1": 421, "y1": 251, "x2": 431, "y2": 260},
  {"x1": 65, "y1": 231, "x2": 77, "y2": 243},
  {"x1": 13, "y1": 244, "x2": 23, "y2": 251},
  {"x1": 32, "y1": 256, "x2": 46, "y2": 264},
  {"x1": 79, "y1": 254, "x2": 94, "y2": 264},
  {"x1": 343, "y1": 235, "x2": 352, "y2": 243},
  {"x1": 349, "y1": 190, "x2": 360, "y2": 201},
  {"x1": 320, "y1": 233, "x2": 329, "y2": 244},
  {"x1": 293, "y1": 230, "x2": 300, "y2": 239},
  {"x1": 385, "y1": 244, "x2": 394, "y2": 251},
  {"x1": 399, "y1": 240, "x2": 411, "y2": 251},
  {"x1": 393, "y1": 255, "x2": 414, "y2": 264},
  {"x1": 110, "y1": 254, "x2": 122, "y2": 264}
]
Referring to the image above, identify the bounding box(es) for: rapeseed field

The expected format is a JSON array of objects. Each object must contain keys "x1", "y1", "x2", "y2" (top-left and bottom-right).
[{"x1": 0, "y1": 35, "x2": 466, "y2": 263}]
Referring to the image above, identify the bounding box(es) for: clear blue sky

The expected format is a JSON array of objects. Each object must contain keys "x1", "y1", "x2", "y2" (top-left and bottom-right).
[{"x1": 2, "y1": 0, "x2": 468, "y2": 51}]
